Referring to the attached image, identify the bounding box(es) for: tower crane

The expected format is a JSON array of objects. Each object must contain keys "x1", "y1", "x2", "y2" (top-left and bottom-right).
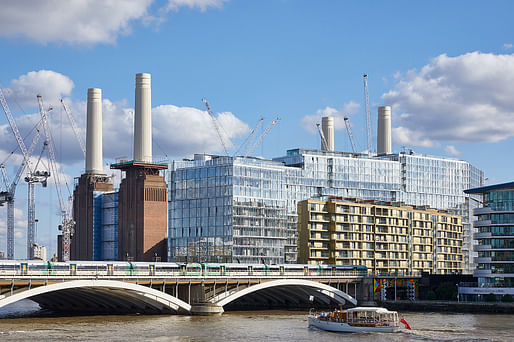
[
  {"x1": 37, "y1": 95, "x2": 75, "y2": 261},
  {"x1": 24, "y1": 138, "x2": 50, "y2": 259},
  {"x1": 316, "y1": 123, "x2": 329, "y2": 151},
  {"x1": 363, "y1": 74, "x2": 372, "y2": 155},
  {"x1": 343, "y1": 117, "x2": 358, "y2": 153},
  {"x1": 245, "y1": 117, "x2": 280, "y2": 157},
  {"x1": 237, "y1": 117, "x2": 263, "y2": 157},
  {"x1": 0, "y1": 88, "x2": 46, "y2": 259},
  {"x1": 202, "y1": 98, "x2": 230, "y2": 156},
  {"x1": 60, "y1": 99, "x2": 86, "y2": 158}
]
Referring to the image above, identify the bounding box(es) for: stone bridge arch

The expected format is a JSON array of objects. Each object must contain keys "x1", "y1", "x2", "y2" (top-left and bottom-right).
[
  {"x1": 211, "y1": 279, "x2": 357, "y2": 309},
  {"x1": 0, "y1": 279, "x2": 191, "y2": 314}
]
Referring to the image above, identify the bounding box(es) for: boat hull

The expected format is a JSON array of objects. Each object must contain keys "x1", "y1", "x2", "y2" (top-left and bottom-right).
[{"x1": 308, "y1": 315, "x2": 400, "y2": 333}]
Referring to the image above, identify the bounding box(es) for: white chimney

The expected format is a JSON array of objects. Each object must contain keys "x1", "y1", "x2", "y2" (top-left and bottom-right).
[
  {"x1": 85, "y1": 88, "x2": 103, "y2": 174},
  {"x1": 321, "y1": 116, "x2": 334, "y2": 152},
  {"x1": 134, "y1": 73, "x2": 152, "y2": 162},
  {"x1": 377, "y1": 106, "x2": 392, "y2": 155}
]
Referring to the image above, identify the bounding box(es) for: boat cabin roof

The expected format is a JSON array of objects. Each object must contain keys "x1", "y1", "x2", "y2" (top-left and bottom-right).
[{"x1": 347, "y1": 307, "x2": 395, "y2": 314}]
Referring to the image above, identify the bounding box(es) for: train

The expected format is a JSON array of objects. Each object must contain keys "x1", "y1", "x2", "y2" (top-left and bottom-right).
[{"x1": 0, "y1": 260, "x2": 368, "y2": 277}]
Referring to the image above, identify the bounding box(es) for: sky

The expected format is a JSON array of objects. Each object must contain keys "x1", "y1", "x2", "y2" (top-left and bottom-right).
[{"x1": 1, "y1": 0, "x2": 514, "y2": 259}]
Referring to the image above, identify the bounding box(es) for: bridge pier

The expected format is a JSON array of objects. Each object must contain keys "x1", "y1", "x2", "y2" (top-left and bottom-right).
[{"x1": 190, "y1": 302, "x2": 224, "y2": 315}]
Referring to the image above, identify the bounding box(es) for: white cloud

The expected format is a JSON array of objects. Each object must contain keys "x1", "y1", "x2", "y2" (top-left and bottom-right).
[
  {"x1": 0, "y1": 0, "x2": 230, "y2": 45},
  {"x1": 444, "y1": 145, "x2": 461, "y2": 156},
  {"x1": 0, "y1": 0, "x2": 153, "y2": 45},
  {"x1": 3, "y1": 70, "x2": 74, "y2": 108},
  {"x1": 382, "y1": 51, "x2": 514, "y2": 147},
  {"x1": 164, "y1": 0, "x2": 228, "y2": 12},
  {"x1": 1, "y1": 70, "x2": 249, "y2": 174},
  {"x1": 503, "y1": 43, "x2": 513, "y2": 50},
  {"x1": 301, "y1": 101, "x2": 361, "y2": 134},
  {"x1": 151, "y1": 104, "x2": 249, "y2": 157}
]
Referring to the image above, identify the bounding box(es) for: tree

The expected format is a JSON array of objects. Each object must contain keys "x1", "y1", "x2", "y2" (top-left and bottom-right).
[{"x1": 427, "y1": 290, "x2": 437, "y2": 300}]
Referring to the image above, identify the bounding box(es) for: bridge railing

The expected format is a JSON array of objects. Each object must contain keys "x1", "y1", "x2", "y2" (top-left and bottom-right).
[{"x1": 0, "y1": 261, "x2": 372, "y2": 280}]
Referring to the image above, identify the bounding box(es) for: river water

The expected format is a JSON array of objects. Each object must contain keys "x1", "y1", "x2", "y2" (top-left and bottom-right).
[{"x1": 0, "y1": 300, "x2": 513, "y2": 341}]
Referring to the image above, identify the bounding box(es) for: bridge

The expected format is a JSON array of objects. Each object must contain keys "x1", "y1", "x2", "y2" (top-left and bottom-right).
[{"x1": 0, "y1": 261, "x2": 372, "y2": 315}]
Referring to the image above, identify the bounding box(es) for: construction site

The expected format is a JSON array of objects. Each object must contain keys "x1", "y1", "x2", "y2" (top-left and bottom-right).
[{"x1": 0, "y1": 73, "x2": 483, "y2": 272}]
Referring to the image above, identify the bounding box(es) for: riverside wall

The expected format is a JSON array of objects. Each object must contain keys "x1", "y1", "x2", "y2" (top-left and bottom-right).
[{"x1": 380, "y1": 300, "x2": 514, "y2": 314}]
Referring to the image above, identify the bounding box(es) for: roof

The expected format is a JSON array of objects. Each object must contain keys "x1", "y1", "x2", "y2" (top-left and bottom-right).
[
  {"x1": 110, "y1": 160, "x2": 168, "y2": 170},
  {"x1": 464, "y1": 181, "x2": 514, "y2": 194},
  {"x1": 347, "y1": 307, "x2": 393, "y2": 313}
]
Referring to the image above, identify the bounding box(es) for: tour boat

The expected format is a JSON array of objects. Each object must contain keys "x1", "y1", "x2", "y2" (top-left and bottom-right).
[{"x1": 308, "y1": 306, "x2": 411, "y2": 333}]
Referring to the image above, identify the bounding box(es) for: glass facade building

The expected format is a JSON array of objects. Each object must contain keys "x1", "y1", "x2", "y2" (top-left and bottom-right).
[
  {"x1": 101, "y1": 191, "x2": 118, "y2": 261},
  {"x1": 466, "y1": 182, "x2": 514, "y2": 287},
  {"x1": 168, "y1": 149, "x2": 483, "y2": 268},
  {"x1": 274, "y1": 149, "x2": 482, "y2": 271},
  {"x1": 169, "y1": 155, "x2": 287, "y2": 264}
]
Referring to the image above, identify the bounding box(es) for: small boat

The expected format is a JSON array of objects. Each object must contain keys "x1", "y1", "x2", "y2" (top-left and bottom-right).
[{"x1": 308, "y1": 306, "x2": 410, "y2": 333}]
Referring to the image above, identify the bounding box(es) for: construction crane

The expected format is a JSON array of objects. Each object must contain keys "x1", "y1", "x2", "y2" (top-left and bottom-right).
[
  {"x1": 316, "y1": 123, "x2": 329, "y2": 151},
  {"x1": 363, "y1": 74, "x2": 372, "y2": 154},
  {"x1": 24, "y1": 138, "x2": 50, "y2": 259},
  {"x1": 60, "y1": 99, "x2": 86, "y2": 158},
  {"x1": 245, "y1": 117, "x2": 280, "y2": 157},
  {"x1": 237, "y1": 117, "x2": 263, "y2": 157},
  {"x1": 343, "y1": 117, "x2": 358, "y2": 153},
  {"x1": 37, "y1": 95, "x2": 74, "y2": 261},
  {"x1": 0, "y1": 88, "x2": 46, "y2": 259},
  {"x1": 202, "y1": 98, "x2": 230, "y2": 156}
]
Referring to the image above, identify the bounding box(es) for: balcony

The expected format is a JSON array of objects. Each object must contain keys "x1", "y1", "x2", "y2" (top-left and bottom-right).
[
  {"x1": 474, "y1": 257, "x2": 491, "y2": 264},
  {"x1": 474, "y1": 232, "x2": 492, "y2": 239},
  {"x1": 473, "y1": 269, "x2": 491, "y2": 277},
  {"x1": 473, "y1": 220, "x2": 492, "y2": 227},
  {"x1": 474, "y1": 244, "x2": 491, "y2": 251},
  {"x1": 473, "y1": 207, "x2": 493, "y2": 215}
]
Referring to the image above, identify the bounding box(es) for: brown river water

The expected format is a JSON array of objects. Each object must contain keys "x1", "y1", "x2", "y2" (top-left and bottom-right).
[{"x1": 0, "y1": 300, "x2": 513, "y2": 341}]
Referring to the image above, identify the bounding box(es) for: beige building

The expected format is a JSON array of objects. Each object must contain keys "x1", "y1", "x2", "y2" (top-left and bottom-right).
[
  {"x1": 298, "y1": 197, "x2": 463, "y2": 275},
  {"x1": 31, "y1": 243, "x2": 47, "y2": 261}
]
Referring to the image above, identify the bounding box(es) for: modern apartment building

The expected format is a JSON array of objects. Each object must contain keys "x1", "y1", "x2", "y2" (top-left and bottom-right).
[
  {"x1": 169, "y1": 155, "x2": 287, "y2": 264},
  {"x1": 168, "y1": 149, "x2": 479, "y2": 266},
  {"x1": 273, "y1": 148, "x2": 482, "y2": 271},
  {"x1": 31, "y1": 243, "x2": 47, "y2": 261},
  {"x1": 297, "y1": 197, "x2": 463, "y2": 275},
  {"x1": 459, "y1": 182, "x2": 514, "y2": 301},
  {"x1": 168, "y1": 112, "x2": 483, "y2": 268}
]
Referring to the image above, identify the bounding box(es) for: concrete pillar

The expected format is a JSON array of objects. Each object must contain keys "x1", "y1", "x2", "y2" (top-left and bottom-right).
[{"x1": 190, "y1": 303, "x2": 224, "y2": 315}]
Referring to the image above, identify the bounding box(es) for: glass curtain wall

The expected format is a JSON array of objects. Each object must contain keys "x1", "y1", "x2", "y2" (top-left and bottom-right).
[
  {"x1": 169, "y1": 149, "x2": 482, "y2": 268},
  {"x1": 169, "y1": 156, "x2": 287, "y2": 264}
]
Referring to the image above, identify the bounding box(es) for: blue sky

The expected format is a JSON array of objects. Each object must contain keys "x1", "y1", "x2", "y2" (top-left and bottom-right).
[{"x1": 1, "y1": 0, "x2": 514, "y2": 258}]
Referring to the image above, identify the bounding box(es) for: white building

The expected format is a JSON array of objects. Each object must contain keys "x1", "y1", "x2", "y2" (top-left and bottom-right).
[{"x1": 31, "y1": 243, "x2": 47, "y2": 261}]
